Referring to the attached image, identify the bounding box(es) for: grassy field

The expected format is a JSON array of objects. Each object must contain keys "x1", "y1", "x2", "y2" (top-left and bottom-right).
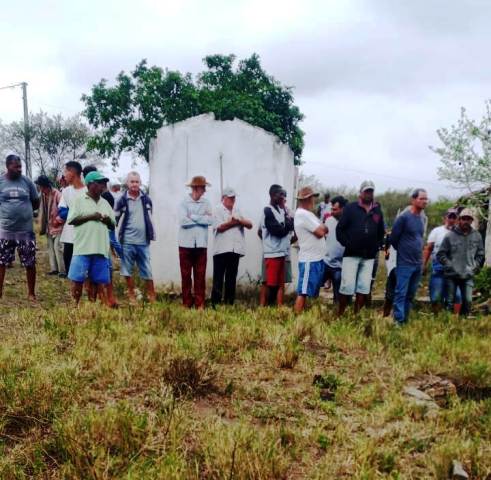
[{"x1": 0, "y1": 246, "x2": 490, "y2": 479}]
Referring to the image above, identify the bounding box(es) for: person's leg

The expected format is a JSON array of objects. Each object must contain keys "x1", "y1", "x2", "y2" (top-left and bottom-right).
[
  {"x1": 383, "y1": 269, "x2": 397, "y2": 317},
  {"x1": 453, "y1": 285, "x2": 463, "y2": 315},
  {"x1": 63, "y1": 243, "x2": 73, "y2": 274},
  {"x1": 0, "y1": 239, "x2": 15, "y2": 298},
  {"x1": 68, "y1": 255, "x2": 89, "y2": 305},
  {"x1": 367, "y1": 253, "x2": 380, "y2": 307},
  {"x1": 294, "y1": 295, "x2": 307, "y2": 313},
  {"x1": 444, "y1": 277, "x2": 457, "y2": 312},
  {"x1": 105, "y1": 256, "x2": 118, "y2": 308},
  {"x1": 88, "y1": 255, "x2": 111, "y2": 305},
  {"x1": 459, "y1": 278, "x2": 473, "y2": 317},
  {"x1": 18, "y1": 240, "x2": 37, "y2": 300},
  {"x1": 429, "y1": 272, "x2": 444, "y2": 314},
  {"x1": 403, "y1": 266, "x2": 422, "y2": 322},
  {"x1": 178, "y1": 247, "x2": 193, "y2": 307},
  {"x1": 46, "y1": 235, "x2": 58, "y2": 273},
  {"x1": 54, "y1": 235, "x2": 66, "y2": 274},
  {"x1": 71, "y1": 282, "x2": 84, "y2": 304},
  {"x1": 332, "y1": 268, "x2": 342, "y2": 304},
  {"x1": 275, "y1": 258, "x2": 286, "y2": 306},
  {"x1": 264, "y1": 258, "x2": 282, "y2": 306},
  {"x1": 211, "y1": 253, "x2": 227, "y2": 305},
  {"x1": 259, "y1": 283, "x2": 267, "y2": 306},
  {"x1": 354, "y1": 258, "x2": 374, "y2": 314},
  {"x1": 393, "y1": 265, "x2": 412, "y2": 324},
  {"x1": 136, "y1": 245, "x2": 156, "y2": 302},
  {"x1": 224, "y1": 253, "x2": 240, "y2": 305},
  {"x1": 295, "y1": 261, "x2": 309, "y2": 313},
  {"x1": 193, "y1": 248, "x2": 207, "y2": 309},
  {"x1": 120, "y1": 244, "x2": 137, "y2": 302},
  {"x1": 338, "y1": 257, "x2": 358, "y2": 316}
]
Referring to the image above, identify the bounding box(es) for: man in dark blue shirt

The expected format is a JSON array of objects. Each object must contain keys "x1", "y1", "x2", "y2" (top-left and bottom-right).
[{"x1": 390, "y1": 188, "x2": 428, "y2": 325}]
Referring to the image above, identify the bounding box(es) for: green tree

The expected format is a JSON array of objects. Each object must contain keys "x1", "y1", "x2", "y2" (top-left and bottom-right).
[
  {"x1": 0, "y1": 112, "x2": 100, "y2": 180},
  {"x1": 431, "y1": 102, "x2": 491, "y2": 192},
  {"x1": 82, "y1": 54, "x2": 304, "y2": 165}
]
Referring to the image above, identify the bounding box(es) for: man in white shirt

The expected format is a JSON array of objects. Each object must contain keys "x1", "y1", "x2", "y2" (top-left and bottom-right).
[
  {"x1": 57, "y1": 161, "x2": 86, "y2": 276},
  {"x1": 323, "y1": 196, "x2": 347, "y2": 304},
  {"x1": 211, "y1": 188, "x2": 252, "y2": 306},
  {"x1": 294, "y1": 186, "x2": 328, "y2": 313}
]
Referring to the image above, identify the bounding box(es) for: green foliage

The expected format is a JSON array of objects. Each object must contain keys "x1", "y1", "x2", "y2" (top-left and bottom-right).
[
  {"x1": 475, "y1": 266, "x2": 491, "y2": 299},
  {"x1": 82, "y1": 54, "x2": 304, "y2": 165},
  {"x1": 432, "y1": 102, "x2": 491, "y2": 191}
]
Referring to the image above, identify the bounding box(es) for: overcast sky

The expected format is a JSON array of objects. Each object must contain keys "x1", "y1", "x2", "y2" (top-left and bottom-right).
[{"x1": 1, "y1": 0, "x2": 490, "y2": 198}]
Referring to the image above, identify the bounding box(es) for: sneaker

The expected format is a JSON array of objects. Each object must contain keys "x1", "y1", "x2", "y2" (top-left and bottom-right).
[{"x1": 58, "y1": 273, "x2": 67, "y2": 279}]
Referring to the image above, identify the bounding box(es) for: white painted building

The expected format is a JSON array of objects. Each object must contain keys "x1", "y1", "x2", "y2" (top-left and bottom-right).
[{"x1": 149, "y1": 113, "x2": 298, "y2": 287}]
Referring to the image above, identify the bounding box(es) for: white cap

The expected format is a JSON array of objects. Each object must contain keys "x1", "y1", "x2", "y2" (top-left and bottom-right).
[{"x1": 222, "y1": 187, "x2": 236, "y2": 197}]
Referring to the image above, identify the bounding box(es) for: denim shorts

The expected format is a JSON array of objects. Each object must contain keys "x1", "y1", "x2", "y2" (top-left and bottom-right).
[
  {"x1": 120, "y1": 244, "x2": 152, "y2": 280},
  {"x1": 68, "y1": 254, "x2": 110, "y2": 284},
  {"x1": 339, "y1": 256, "x2": 374, "y2": 296}
]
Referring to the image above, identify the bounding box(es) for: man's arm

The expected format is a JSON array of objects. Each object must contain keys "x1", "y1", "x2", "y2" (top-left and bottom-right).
[
  {"x1": 313, "y1": 224, "x2": 328, "y2": 238},
  {"x1": 389, "y1": 215, "x2": 405, "y2": 250},
  {"x1": 475, "y1": 235, "x2": 485, "y2": 270},
  {"x1": 69, "y1": 212, "x2": 102, "y2": 226},
  {"x1": 335, "y1": 205, "x2": 350, "y2": 246},
  {"x1": 436, "y1": 235, "x2": 451, "y2": 266},
  {"x1": 264, "y1": 207, "x2": 290, "y2": 238},
  {"x1": 28, "y1": 179, "x2": 40, "y2": 210},
  {"x1": 423, "y1": 243, "x2": 434, "y2": 270}
]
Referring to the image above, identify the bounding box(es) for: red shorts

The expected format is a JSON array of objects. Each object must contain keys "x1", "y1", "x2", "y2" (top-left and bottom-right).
[{"x1": 264, "y1": 257, "x2": 286, "y2": 287}]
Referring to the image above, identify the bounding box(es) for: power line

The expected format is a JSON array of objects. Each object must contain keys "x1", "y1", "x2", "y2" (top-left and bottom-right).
[{"x1": 304, "y1": 160, "x2": 446, "y2": 188}]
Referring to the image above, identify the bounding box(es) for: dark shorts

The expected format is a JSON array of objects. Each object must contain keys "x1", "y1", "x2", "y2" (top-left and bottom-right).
[{"x1": 0, "y1": 239, "x2": 36, "y2": 267}]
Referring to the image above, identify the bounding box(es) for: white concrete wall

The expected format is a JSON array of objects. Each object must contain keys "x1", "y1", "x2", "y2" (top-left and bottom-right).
[{"x1": 149, "y1": 113, "x2": 297, "y2": 287}]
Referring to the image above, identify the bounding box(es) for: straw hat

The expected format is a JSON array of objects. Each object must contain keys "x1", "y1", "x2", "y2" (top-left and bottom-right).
[
  {"x1": 297, "y1": 186, "x2": 320, "y2": 200},
  {"x1": 186, "y1": 175, "x2": 211, "y2": 187}
]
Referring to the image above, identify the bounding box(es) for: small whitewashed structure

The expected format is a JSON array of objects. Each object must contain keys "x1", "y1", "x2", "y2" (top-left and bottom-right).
[{"x1": 149, "y1": 113, "x2": 298, "y2": 287}]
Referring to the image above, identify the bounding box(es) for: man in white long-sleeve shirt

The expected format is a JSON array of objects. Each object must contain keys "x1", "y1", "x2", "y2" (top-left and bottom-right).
[{"x1": 178, "y1": 176, "x2": 212, "y2": 309}]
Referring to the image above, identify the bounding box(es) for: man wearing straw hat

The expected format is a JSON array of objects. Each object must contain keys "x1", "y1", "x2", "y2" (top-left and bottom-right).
[
  {"x1": 294, "y1": 186, "x2": 328, "y2": 313},
  {"x1": 178, "y1": 175, "x2": 213, "y2": 309}
]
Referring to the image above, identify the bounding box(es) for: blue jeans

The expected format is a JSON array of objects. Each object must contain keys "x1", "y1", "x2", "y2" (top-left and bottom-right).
[
  {"x1": 445, "y1": 278, "x2": 473, "y2": 316},
  {"x1": 429, "y1": 271, "x2": 462, "y2": 305},
  {"x1": 393, "y1": 264, "x2": 422, "y2": 324},
  {"x1": 323, "y1": 265, "x2": 342, "y2": 303}
]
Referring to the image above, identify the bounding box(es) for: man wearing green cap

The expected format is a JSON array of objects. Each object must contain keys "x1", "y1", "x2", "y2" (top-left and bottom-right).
[{"x1": 67, "y1": 171, "x2": 116, "y2": 305}]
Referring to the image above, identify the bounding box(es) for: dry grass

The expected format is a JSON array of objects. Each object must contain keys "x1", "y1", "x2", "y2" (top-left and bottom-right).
[{"x1": 0, "y1": 248, "x2": 489, "y2": 478}]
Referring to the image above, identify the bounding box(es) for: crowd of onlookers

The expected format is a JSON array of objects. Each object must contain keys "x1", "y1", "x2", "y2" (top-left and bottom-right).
[{"x1": 0, "y1": 153, "x2": 485, "y2": 323}]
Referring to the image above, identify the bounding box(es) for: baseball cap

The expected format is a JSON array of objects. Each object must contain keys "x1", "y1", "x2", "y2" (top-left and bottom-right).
[
  {"x1": 459, "y1": 208, "x2": 474, "y2": 220},
  {"x1": 222, "y1": 187, "x2": 236, "y2": 197},
  {"x1": 84, "y1": 171, "x2": 109, "y2": 184},
  {"x1": 360, "y1": 180, "x2": 375, "y2": 192}
]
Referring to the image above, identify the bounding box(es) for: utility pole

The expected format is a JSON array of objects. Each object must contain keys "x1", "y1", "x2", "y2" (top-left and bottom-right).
[
  {"x1": 0, "y1": 82, "x2": 31, "y2": 178},
  {"x1": 21, "y1": 83, "x2": 31, "y2": 178}
]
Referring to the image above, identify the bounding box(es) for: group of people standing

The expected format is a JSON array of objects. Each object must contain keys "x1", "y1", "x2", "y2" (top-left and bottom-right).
[
  {"x1": 0, "y1": 155, "x2": 155, "y2": 306},
  {"x1": 0, "y1": 153, "x2": 485, "y2": 321}
]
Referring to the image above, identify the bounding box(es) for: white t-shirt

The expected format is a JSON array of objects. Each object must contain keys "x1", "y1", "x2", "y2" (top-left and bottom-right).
[
  {"x1": 294, "y1": 207, "x2": 326, "y2": 262},
  {"x1": 324, "y1": 216, "x2": 344, "y2": 268},
  {"x1": 427, "y1": 225, "x2": 449, "y2": 261},
  {"x1": 59, "y1": 185, "x2": 87, "y2": 243},
  {"x1": 212, "y1": 203, "x2": 246, "y2": 256}
]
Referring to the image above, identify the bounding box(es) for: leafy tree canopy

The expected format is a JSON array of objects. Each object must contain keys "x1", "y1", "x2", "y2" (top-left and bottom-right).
[{"x1": 82, "y1": 54, "x2": 304, "y2": 165}]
